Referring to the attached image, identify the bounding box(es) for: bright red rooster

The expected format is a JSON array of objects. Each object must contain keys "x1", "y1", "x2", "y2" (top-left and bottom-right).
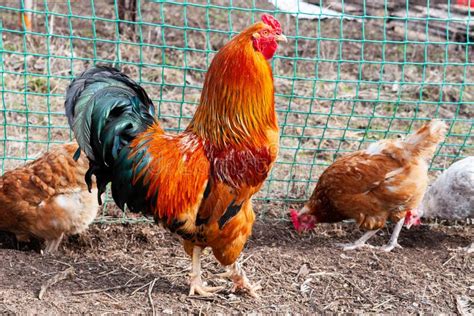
[
  {"x1": 65, "y1": 15, "x2": 286, "y2": 297},
  {"x1": 290, "y1": 120, "x2": 446, "y2": 252}
]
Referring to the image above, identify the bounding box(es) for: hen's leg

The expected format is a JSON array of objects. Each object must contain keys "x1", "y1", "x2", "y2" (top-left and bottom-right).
[
  {"x1": 43, "y1": 233, "x2": 64, "y2": 254},
  {"x1": 380, "y1": 218, "x2": 404, "y2": 252},
  {"x1": 217, "y1": 262, "x2": 261, "y2": 298},
  {"x1": 189, "y1": 246, "x2": 223, "y2": 296},
  {"x1": 464, "y1": 242, "x2": 473, "y2": 254},
  {"x1": 448, "y1": 242, "x2": 474, "y2": 253},
  {"x1": 14, "y1": 233, "x2": 30, "y2": 250},
  {"x1": 338, "y1": 230, "x2": 379, "y2": 251}
]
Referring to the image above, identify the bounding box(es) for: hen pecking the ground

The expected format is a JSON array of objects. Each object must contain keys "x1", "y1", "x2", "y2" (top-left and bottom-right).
[{"x1": 291, "y1": 120, "x2": 447, "y2": 252}]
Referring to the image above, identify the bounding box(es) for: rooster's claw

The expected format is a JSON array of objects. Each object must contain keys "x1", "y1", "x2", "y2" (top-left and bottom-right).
[
  {"x1": 231, "y1": 279, "x2": 262, "y2": 299},
  {"x1": 189, "y1": 274, "x2": 223, "y2": 297},
  {"x1": 218, "y1": 262, "x2": 261, "y2": 299}
]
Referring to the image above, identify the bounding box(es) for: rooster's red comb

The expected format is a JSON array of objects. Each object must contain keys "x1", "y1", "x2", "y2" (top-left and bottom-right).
[{"x1": 261, "y1": 14, "x2": 282, "y2": 33}]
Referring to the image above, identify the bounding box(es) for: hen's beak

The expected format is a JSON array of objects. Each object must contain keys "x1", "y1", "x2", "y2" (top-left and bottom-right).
[{"x1": 275, "y1": 34, "x2": 287, "y2": 43}]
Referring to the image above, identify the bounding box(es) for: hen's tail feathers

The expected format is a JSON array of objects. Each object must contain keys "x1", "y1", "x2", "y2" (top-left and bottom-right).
[
  {"x1": 403, "y1": 119, "x2": 447, "y2": 160},
  {"x1": 65, "y1": 65, "x2": 156, "y2": 203}
]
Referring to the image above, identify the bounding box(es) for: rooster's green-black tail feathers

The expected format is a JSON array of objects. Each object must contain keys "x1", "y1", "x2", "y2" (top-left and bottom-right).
[{"x1": 65, "y1": 65, "x2": 156, "y2": 202}]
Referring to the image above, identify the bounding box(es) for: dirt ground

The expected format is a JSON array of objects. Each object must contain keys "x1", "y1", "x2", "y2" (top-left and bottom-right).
[{"x1": 0, "y1": 203, "x2": 472, "y2": 314}]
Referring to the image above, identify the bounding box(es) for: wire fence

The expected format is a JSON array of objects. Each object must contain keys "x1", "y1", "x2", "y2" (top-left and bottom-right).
[{"x1": 0, "y1": 0, "x2": 473, "y2": 221}]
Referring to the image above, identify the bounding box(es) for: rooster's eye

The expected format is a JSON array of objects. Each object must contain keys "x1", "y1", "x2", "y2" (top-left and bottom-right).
[{"x1": 261, "y1": 30, "x2": 269, "y2": 36}]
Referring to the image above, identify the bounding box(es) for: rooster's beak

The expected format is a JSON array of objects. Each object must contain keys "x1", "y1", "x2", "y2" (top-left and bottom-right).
[{"x1": 275, "y1": 34, "x2": 287, "y2": 43}]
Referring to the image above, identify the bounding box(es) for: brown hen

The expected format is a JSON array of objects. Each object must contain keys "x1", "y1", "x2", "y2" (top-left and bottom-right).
[
  {"x1": 291, "y1": 120, "x2": 447, "y2": 252},
  {"x1": 0, "y1": 142, "x2": 99, "y2": 253}
]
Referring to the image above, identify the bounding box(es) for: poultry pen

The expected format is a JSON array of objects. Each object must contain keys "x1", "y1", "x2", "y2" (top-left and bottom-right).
[{"x1": 0, "y1": 0, "x2": 472, "y2": 314}]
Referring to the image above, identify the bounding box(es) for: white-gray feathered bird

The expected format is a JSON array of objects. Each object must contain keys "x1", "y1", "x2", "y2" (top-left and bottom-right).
[{"x1": 406, "y1": 156, "x2": 473, "y2": 253}]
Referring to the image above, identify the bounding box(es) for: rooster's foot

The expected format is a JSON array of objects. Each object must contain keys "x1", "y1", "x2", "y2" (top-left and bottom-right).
[
  {"x1": 230, "y1": 275, "x2": 262, "y2": 299},
  {"x1": 188, "y1": 246, "x2": 224, "y2": 297},
  {"x1": 189, "y1": 274, "x2": 223, "y2": 297},
  {"x1": 221, "y1": 262, "x2": 261, "y2": 298}
]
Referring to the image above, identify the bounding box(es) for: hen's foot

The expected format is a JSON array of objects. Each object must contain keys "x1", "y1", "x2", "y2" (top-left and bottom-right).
[
  {"x1": 337, "y1": 241, "x2": 375, "y2": 251},
  {"x1": 466, "y1": 243, "x2": 474, "y2": 254},
  {"x1": 337, "y1": 229, "x2": 379, "y2": 251},
  {"x1": 189, "y1": 274, "x2": 224, "y2": 297},
  {"x1": 43, "y1": 234, "x2": 64, "y2": 254},
  {"x1": 379, "y1": 218, "x2": 405, "y2": 252},
  {"x1": 380, "y1": 242, "x2": 403, "y2": 252},
  {"x1": 449, "y1": 243, "x2": 473, "y2": 254}
]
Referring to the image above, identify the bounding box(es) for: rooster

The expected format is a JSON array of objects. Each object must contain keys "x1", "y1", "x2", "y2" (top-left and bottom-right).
[
  {"x1": 0, "y1": 142, "x2": 99, "y2": 253},
  {"x1": 65, "y1": 15, "x2": 286, "y2": 297},
  {"x1": 290, "y1": 120, "x2": 447, "y2": 252}
]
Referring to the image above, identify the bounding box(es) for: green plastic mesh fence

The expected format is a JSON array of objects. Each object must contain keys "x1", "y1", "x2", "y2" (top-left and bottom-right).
[{"x1": 0, "y1": 0, "x2": 473, "y2": 222}]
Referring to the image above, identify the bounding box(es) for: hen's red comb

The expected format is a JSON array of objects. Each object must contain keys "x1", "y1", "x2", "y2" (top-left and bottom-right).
[
  {"x1": 404, "y1": 210, "x2": 422, "y2": 227},
  {"x1": 289, "y1": 208, "x2": 300, "y2": 230},
  {"x1": 262, "y1": 14, "x2": 282, "y2": 33}
]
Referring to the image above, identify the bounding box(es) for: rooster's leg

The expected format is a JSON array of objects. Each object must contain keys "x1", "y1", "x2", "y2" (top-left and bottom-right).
[
  {"x1": 215, "y1": 269, "x2": 233, "y2": 278},
  {"x1": 338, "y1": 229, "x2": 379, "y2": 251},
  {"x1": 189, "y1": 246, "x2": 223, "y2": 296},
  {"x1": 218, "y1": 262, "x2": 261, "y2": 298},
  {"x1": 380, "y1": 218, "x2": 404, "y2": 252}
]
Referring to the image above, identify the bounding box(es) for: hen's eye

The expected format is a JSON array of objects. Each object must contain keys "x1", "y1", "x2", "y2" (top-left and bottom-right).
[{"x1": 261, "y1": 30, "x2": 269, "y2": 36}]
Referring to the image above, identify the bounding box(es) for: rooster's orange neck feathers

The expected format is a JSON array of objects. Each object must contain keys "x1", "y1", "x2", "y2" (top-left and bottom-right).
[{"x1": 187, "y1": 22, "x2": 278, "y2": 149}]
